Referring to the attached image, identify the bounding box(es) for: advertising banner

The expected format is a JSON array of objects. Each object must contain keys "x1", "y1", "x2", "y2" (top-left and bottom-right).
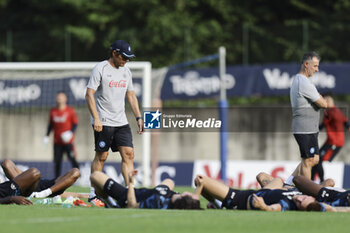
[
  {"x1": 161, "y1": 63, "x2": 350, "y2": 100},
  {"x1": 0, "y1": 77, "x2": 142, "y2": 108}
]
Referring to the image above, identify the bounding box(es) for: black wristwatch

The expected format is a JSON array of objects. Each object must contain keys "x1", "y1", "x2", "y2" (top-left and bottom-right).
[{"x1": 136, "y1": 116, "x2": 142, "y2": 121}]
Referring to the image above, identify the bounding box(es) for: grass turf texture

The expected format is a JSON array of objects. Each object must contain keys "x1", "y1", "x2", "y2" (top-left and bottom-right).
[{"x1": 1, "y1": 186, "x2": 350, "y2": 233}]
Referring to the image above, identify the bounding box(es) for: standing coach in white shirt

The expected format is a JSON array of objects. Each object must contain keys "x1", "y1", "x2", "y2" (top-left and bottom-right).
[
  {"x1": 286, "y1": 51, "x2": 327, "y2": 184},
  {"x1": 85, "y1": 40, "x2": 143, "y2": 203}
]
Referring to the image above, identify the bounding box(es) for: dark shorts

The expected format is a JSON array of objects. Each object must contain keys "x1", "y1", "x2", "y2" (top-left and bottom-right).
[
  {"x1": 94, "y1": 124, "x2": 133, "y2": 152},
  {"x1": 319, "y1": 143, "x2": 342, "y2": 162},
  {"x1": 0, "y1": 181, "x2": 22, "y2": 198},
  {"x1": 293, "y1": 133, "x2": 319, "y2": 158},
  {"x1": 36, "y1": 179, "x2": 64, "y2": 197},
  {"x1": 103, "y1": 178, "x2": 163, "y2": 208},
  {"x1": 222, "y1": 188, "x2": 256, "y2": 210}
]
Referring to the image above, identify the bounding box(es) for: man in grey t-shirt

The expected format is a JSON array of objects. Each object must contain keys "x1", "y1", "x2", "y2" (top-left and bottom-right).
[
  {"x1": 85, "y1": 40, "x2": 143, "y2": 205},
  {"x1": 286, "y1": 51, "x2": 327, "y2": 184}
]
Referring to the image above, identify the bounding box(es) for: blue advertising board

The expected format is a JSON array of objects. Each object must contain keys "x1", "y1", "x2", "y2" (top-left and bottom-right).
[
  {"x1": 0, "y1": 77, "x2": 143, "y2": 108},
  {"x1": 161, "y1": 63, "x2": 350, "y2": 100},
  {"x1": 1, "y1": 63, "x2": 350, "y2": 107}
]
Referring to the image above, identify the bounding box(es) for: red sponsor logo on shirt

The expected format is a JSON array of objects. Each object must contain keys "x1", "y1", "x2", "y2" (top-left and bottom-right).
[
  {"x1": 109, "y1": 80, "x2": 127, "y2": 88},
  {"x1": 53, "y1": 113, "x2": 68, "y2": 123}
]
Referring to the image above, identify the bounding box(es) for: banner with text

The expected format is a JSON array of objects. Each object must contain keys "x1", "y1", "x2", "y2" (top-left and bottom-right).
[
  {"x1": 0, "y1": 77, "x2": 142, "y2": 108},
  {"x1": 161, "y1": 63, "x2": 350, "y2": 100}
]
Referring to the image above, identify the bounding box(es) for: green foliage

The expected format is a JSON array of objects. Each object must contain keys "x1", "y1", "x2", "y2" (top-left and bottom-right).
[{"x1": 1, "y1": 0, "x2": 350, "y2": 65}]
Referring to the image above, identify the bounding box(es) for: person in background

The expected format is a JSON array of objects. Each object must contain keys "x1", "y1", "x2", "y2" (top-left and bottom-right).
[
  {"x1": 43, "y1": 91, "x2": 79, "y2": 178},
  {"x1": 312, "y1": 93, "x2": 350, "y2": 182}
]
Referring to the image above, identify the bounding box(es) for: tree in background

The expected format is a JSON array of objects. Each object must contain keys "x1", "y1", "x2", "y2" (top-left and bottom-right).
[{"x1": 1, "y1": 0, "x2": 350, "y2": 67}]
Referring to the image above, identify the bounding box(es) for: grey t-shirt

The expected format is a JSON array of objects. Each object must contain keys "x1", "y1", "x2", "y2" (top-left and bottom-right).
[
  {"x1": 290, "y1": 74, "x2": 321, "y2": 134},
  {"x1": 87, "y1": 60, "x2": 134, "y2": 127}
]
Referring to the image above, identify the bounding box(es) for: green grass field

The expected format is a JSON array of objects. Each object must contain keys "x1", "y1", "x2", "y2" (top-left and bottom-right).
[{"x1": 1, "y1": 186, "x2": 350, "y2": 233}]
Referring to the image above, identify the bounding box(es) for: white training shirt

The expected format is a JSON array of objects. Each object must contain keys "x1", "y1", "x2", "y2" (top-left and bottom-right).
[
  {"x1": 87, "y1": 60, "x2": 134, "y2": 127},
  {"x1": 290, "y1": 73, "x2": 321, "y2": 134}
]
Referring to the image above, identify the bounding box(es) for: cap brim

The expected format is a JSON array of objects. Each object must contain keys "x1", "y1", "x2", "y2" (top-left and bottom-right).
[{"x1": 122, "y1": 52, "x2": 135, "y2": 58}]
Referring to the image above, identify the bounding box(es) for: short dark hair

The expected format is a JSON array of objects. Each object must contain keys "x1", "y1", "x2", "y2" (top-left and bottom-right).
[
  {"x1": 306, "y1": 201, "x2": 323, "y2": 211},
  {"x1": 172, "y1": 195, "x2": 202, "y2": 210},
  {"x1": 301, "y1": 51, "x2": 320, "y2": 64}
]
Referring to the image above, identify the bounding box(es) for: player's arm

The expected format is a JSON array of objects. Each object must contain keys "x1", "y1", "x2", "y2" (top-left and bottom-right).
[
  {"x1": 126, "y1": 90, "x2": 143, "y2": 134},
  {"x1": 127, "y1": 170, "x2": 140, "y2": 208},
  {"x1": 0, "y1": 196, "x2": 32, "y2": 205},
  {"x1": 331, "y1": 206, "x2": 350, "y2": 212},
  {"x1": 71, "y1": 108, "x2": 78, "y2": 133},
  {"x1": 46, "y1": 122, "x2": 53, "y2": 136},
  {"x1": 319, "y1": 123, "x2": 325, "y2": 130},
  {"x1": 71, "y1": 123, "x2": 78, "y2": 133},
  {"x1": 85, "y1": 88, "x2": 102, "y2": 132},
  {"x1": 251, "y1": 194, "x2": 282, "y2": 211},
  {"x1": 256, "y1": 172, "x2": 274, "y2": 188},
  {"x1": 43, "y1": 115, "x2": 53, "y2": 145},
  {"x1": 344, "y1": 121, "x2": 350, "y2": 132},
  {"x1": 194, "y1": 175, "x2": 204, "y2": 198},
  {"x1": 314, "y1": 95, "x2": 328, "y2": 109}
]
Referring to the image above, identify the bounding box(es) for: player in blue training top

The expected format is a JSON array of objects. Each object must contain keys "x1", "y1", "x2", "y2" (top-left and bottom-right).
[
  {"x1": 90, "y1": 170, "x2": 202, "y2": 210},
  {"x1": 293, "y1": 175, "x2": 350, "y2": 211},
  {"x1": 194, "y1": 174, "x2": 328, "y2": 212},
  {"x1": 1, "y1": 159, "x2": 81, "y2": 198},
  {"x1": 0, "y1": 166, "x2": 41, "y2": 205}
]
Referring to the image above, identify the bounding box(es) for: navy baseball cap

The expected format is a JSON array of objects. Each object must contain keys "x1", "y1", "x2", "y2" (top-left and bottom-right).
[{"x1": 110, "y1": 40, "x2": 135, "y2": 58}]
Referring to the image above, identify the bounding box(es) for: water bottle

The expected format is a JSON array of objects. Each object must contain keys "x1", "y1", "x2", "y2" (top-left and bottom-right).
[
  {"x1": 62, "y1": 203, "x2": 72, "y2": 208},
  {"x1": 34, "y1": 198, "x2": 53, "y2": 205}
]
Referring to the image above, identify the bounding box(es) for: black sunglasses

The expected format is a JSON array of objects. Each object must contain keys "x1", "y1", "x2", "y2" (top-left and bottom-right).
[
  {"x1": 121, "y1": 54, "x2": 130, "y2": 61},
  {"x1": 115, "y1": 51, "x2": 130, "y2": 61}
]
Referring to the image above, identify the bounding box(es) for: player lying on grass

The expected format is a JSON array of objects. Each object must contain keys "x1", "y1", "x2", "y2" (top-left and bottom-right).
[
  {"x1": 0, "y1": 166, "x2": 41, "y2": 205},
  {"x1": 251, "y1": 171, "x2": 350, "y2": 212},
  {"x1": 1, "y1": 159, "x2": 84, "y2": 198},
  {"x1": 292, "y1": 175, "x2": 350, "y2": 212},
  {"x1": 194, "y1": 174, "x2": 336, "y2": 212},
  {"x1": 90, "y1": 170, "x2": 202, "y2": 209}
]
